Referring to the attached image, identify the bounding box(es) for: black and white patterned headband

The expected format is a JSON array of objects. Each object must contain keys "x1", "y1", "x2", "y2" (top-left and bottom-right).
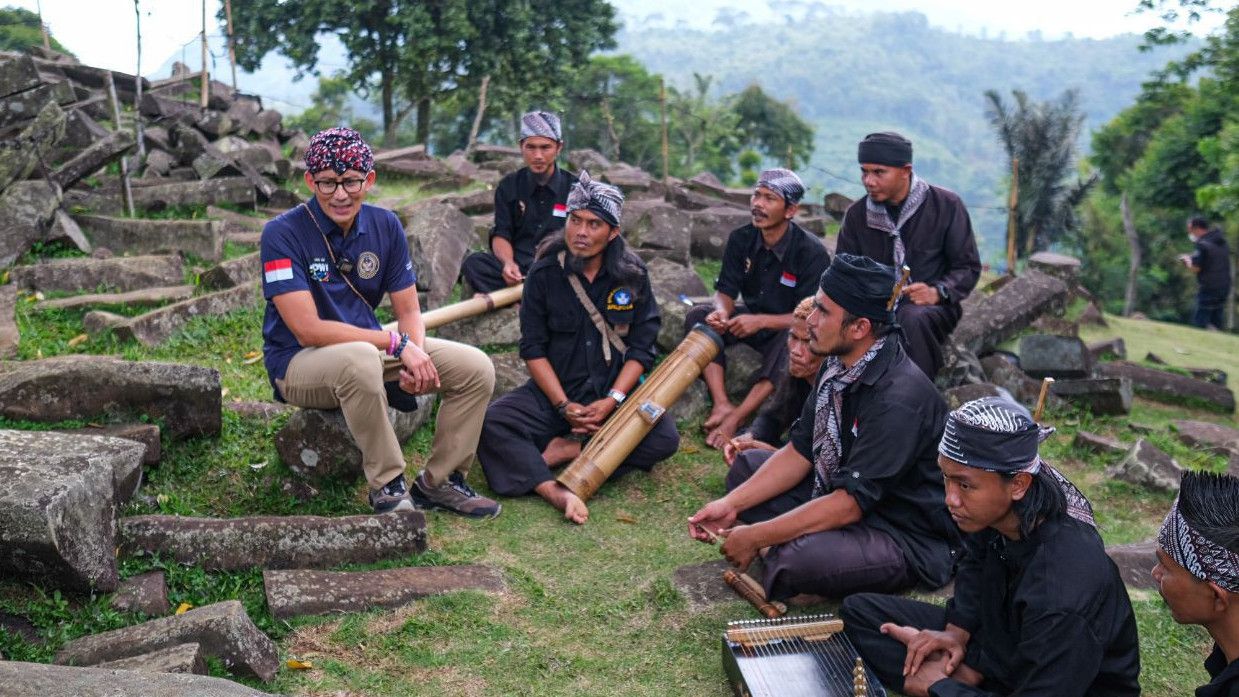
[
  {"x1": 755, "y1": 167, "x2": 805, "y2": 205},
  {"x1": 566, "y1": 169, "x2": 623, "y2": 227},
  {"x1": 520, "y1": 111, "x2": 562, "y2": 142},
  {"x1": 1158, "y1": 472, "x2": 1239, "y2": 592},
  {"x1": 939, "y1": 396, "x2": 1041, "y2": 474}
]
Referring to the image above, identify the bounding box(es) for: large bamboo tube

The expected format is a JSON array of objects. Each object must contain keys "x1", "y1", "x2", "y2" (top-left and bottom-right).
[
  {"x1": 383, "y1": 284, "x2": 524, "y2": 332},
  {"x1": 557, "y1": 324, "x2": 723, "y2": 501}
]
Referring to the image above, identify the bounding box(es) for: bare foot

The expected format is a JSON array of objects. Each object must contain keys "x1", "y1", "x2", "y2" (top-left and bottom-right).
[
  {"x1": 703, "y1": 402, "x2": 735, "y2": 431},
  {"x1": 541, "y1": 436, "x2": 582, "y2": 469},
  {"x1": 534, "y1": 481, "x2": 590, "y2": 524}
]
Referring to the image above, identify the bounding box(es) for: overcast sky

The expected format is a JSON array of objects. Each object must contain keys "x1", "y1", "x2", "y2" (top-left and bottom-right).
[{"x1": 7, "y1": 0, "x2": 1227, "y2": 77}]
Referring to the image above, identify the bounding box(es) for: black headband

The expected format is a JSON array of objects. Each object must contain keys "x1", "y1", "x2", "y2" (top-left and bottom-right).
[{"x1": 858, "y1": 131, "x2": 913, "y2": 167}]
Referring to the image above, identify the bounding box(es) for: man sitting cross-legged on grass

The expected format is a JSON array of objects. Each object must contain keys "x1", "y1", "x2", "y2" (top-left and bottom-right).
[
  {"x1": 842, "y1": 396, "x2": 1141, "y2": 697},
  {"x1": 477, "y1": 171, "x2": 678, "y2": 524},
  {"x1": 1152, "y1": 470, "x2": 1239, "y2": 697}
]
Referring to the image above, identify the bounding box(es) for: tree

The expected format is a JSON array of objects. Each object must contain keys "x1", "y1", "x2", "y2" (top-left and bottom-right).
[
  {"x1": 0, "y1": 7, "x2": 72, "y2": 55},
  {"x1": 731, "y1": 84, "x2": 815, "y2": 170},
  {"x1": 984, "y1": 88, "x2": 1095, "y2": 255},
  {"x1": 284, "y1": 74, "x2": 380, "y2": 142}
]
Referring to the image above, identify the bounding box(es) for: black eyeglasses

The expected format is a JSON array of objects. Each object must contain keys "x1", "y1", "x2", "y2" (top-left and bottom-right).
[{"x1": 312, "y1": 178, "x2": 366, "y2": 195}]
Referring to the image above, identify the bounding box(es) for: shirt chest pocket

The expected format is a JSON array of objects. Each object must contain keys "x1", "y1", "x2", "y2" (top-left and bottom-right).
[{"x1": 548, "y1": 311, "x2": 578, "y2": 334}]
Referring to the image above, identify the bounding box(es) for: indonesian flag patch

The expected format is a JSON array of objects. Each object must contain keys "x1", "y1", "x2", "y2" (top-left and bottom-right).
[
  {"x1": 780, "y1": 271, "x2": 797, "y2": 287},
  {"x1": 552, "y1": 203, "x2": 568, "y2": 218},
  {"x1": 264, "y1": 258, "x2": 293, "y2": 283}
]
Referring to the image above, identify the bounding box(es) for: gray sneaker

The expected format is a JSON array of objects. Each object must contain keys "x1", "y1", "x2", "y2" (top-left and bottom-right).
[
  {"x1": 411, "y1": 471, "x2": 502, "y2": 519},
  {"x1": 369, "y1": 474, "x2": 415, "y2": 514}
]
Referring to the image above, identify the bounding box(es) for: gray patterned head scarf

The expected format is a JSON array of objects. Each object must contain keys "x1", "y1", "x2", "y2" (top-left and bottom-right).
[
  {"x1": 864, "y1": 173, "x2": 929, "y2": 273},
  {"x1": 941, "y1": 396, "x2": 1096, "y2": 527},
  {"x1": 520, "y1": 111, "x2": 562, "y2": 142},
  {"x1": 566, "y1": 169, "x2": 623, "y2": 227},
  {"x1": 810, "y1": 338, "x2": 886, "y2": 498},
  {"x1": 756, "y1": 168, "x2": 805, "y2": 205},
  {"x1": 1158, "y1": 471, "x2": 1239, "y2": 593}
]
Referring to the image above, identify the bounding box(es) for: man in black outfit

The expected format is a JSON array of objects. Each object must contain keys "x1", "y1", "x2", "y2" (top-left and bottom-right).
[
  {"x1": 842, "y1": 396, "x2": 1141, "y2": 697},
  {"x1": 684, "y1": 168, "x2": 830, "y2": 450},
  {"x1": 836, "y1": 132, "x2": 981, "y2": 380},
  {"x1": 688, "y1": 254, "x2": 956, "y2": 601},
  {"x1": 477, "y1": 171, "x2": 677, "y2": 525},
  {"x1": 1181, "y1": 215, "x2": 1232, "y2": 330},
  {"x1": 460, "y1": 110, "x2": 576, "y2": 294},
  {"x1": 1152, "y1": 471, "x2": 1239, "y2": 697}
]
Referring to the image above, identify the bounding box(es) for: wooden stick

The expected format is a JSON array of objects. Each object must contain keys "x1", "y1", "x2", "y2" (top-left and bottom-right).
[
  {"x1": 886, "y1": 265, "x2": 912, "y2": 311},
  {"x1": 722, "y1": 570, "x2": 785, "y2": 619},
  {"x1": 1033, "y1": 377, "x2": 1055, "y2": 422},
  {"x1": 382, "y1": 284, "x2": 523, "y2": 332}
]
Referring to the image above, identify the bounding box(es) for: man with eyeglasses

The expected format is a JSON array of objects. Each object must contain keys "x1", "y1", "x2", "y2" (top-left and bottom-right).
[
  {"x1": 260, "y1": 127, "x2": 501, "y2": 518},
  {"x1": 460, "y1": 111, "x2": 576, "y2": 294}
]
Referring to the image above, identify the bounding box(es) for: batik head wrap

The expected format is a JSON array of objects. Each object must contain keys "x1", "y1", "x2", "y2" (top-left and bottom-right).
[
  {"x1": 755, "y1": 168, "x2": 805, "y2": 205},
  {"x1": 566, "y1": 169, "x2": 623, "y2": 227},
  {"x1": 304, "y1": 127, "x2": 374, "y2": 175},
  {"x1": 858, "y1": 131, "x2": 913, "y2": 167},
  {"x1": 940, "y1": 396, "x2": 1096, "y2": 527},
  {"x1": 818, "y1": 253, "x2": 897, "y2": 324},
  {"x1": 1158, "y1": 471, "x2": 1239, "y2": 593},
  {"x1": 520, "y1": 110, "x2": 562, "y2": 142}
]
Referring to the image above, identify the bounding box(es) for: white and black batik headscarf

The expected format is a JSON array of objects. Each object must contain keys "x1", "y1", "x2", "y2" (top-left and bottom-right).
[
  {"x1": 940, "y1": 396, "x2": 1096, "y2": 527},
  {"x1": 1158, "y1": 471, "x2": 1239, "y2": 593},
  {"x1": 520, "y1": 110, "x2": 562, "y2": 142},
  {"x1": 566, "y1": 170, "x2": 624, "y2": 227},
  {"x1": 756, "y1": 168, "x2": 805, "y2": 205}
]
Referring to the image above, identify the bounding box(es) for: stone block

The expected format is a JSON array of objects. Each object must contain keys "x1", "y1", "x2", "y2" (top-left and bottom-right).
[
  {"x1": 1096, "y1": 361, "x2": 1235, "y2": 414},
  {"x1": 435, "y1": 305, "x2": 521, "y2": 346},
  {"x1": 1106, "y1": 438, "x2": 1183, "y2": 493},
  {"x1": 0, "y1": 285, "x2": 17, "y2": 360},
  {"x1": 130, "y1": 177, "x2": 256, "y2": 211},
  {"x1": 432, "y1": 187, "x2": 493, "y2": 216},
  {"x1": 0, "y1": 179, "x2": 61, "y2": 267},
  {"x1": 666, "y1": 379, "x2": 710, "y2": 424},
  {"x1": 0, "y1": 356, "x2": 221, "y2": 438},
  {"x1": 50, "y1": 130, "x2": 135, "y2": 190},
  {"x1": 1078, "y1": 301, "x2": 1107, "y2": 326},
  {"x1": 200, "y1": 252, "x2": 259, "y2": 290},
  {"x1": 602, "y1": 164, "x2": 652, "y2": 191},
  {"x1": 1171, "y1": 420, "x2": 1239, "y2": 457},
  {"x1": 112, "y1": 285, "x2": 260, "y2": 346},
  {"x1": 373, "y1": 144, "x2": 429, "y2": 163},
  {"x1": 978, "y1": 354, "x2": 1064, "y2": 411},
  {"x1": 224, "y1": 401, "x2": 294, "y2": 423},
  {"x1": 0, "y1": 100, "x2": 64, "y2": 191},
  {"x1": 263, "y1": 564, "x2": 505, "y2": 619},
  {"x1": 398, "y1": 201, "x2": 477, "y2": 308},
  {"x1": 724, "y1": 343, "x2": 765, "y2": 403},
  {"x1": 55, "y1": 600, "x2": 279, "y2": 682},
  {"x1": 490, "y1": 352, "x2": 528, "y2": 400},
  {"x1": 1073, "y1": 431, "x2": 1127, "y2": 456},
  {"x1": 647, "y1": 258, "x2": 708, "y2": 352},
  {"x1": 75, "y1": 215, "x2": 223, "y2": 261},
  {"x1": 60, "y1": 422, "x2": 161, "y2": 467},
  {"x1": 943, "y1": 383, "x2": 1010, "y2": 410},
  {"x1": 0, "y1": 83, "x2": 62, "y2": 130},
  {"x1": 1050, "y1": 377, "x2": 1132, "y2": 416},
  {"x1": 83, "y1": 310, "x2": 128, "y2": 335},
  {"x1": 45, "y1": 208, "x2": 92, "y2": 254},
  {"x1": 37, "y1": 285, "x2": 196, "y2": 312},
  {"x1": 1026, "y1": 251, "x2": 1081, "y2": 283},
  {"x1": 110, "y1": 570, "x2": 171, "y2": 616},
  {"x1": 567, "y1": 148, "x2": 612, "y2": 173},
  {"x1": 276, "y1": 397, "x2": 435, "y2": 482},
  {"x1": 0, "y1": 52, "x2": 41, "y2": 99},
  {"x1": 953, "y1": 270, "x2": 1069, "y2": 355},
  {"x1": 1106, "y1": 541, "x2": 1158, "y2": 589},
  {"x1": 95, "y1": 642, "x2": 206, "y2": 674},
  {"x1": 690, "y1": 207, "x2": 752, "y2": 260},
  {"x1": 628, "y1": 202, "x2": 692, "y2": 265},
  {"x1": 0, "y1": 661, "x2": 275, "y2": 696},
  {"x1": 1086, "y1": 337, "x2": 1126, "y2": 363},
  {"x1": 7, "y1": 254, "x2": 185, "y2": 294},
  {"x1": 120, "y1": 511, "x2": 427, "y2": 571},
  {"x1": 471, "y1": 143, "x2": 521, "y2": 163}
]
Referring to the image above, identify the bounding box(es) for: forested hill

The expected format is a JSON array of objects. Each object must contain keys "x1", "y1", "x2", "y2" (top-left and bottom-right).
[{"x1": 617, "y1": 10, "x2": 1193, "y2": 257}]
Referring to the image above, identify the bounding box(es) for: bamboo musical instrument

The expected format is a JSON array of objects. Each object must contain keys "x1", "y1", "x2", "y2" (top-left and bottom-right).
[
  {"x1": 721, "y1": 614, "x2": 888, "y2": 696},
  {"x1": 886, "y1": 265, "x2": 912, "y2": 311},
  {"x1": 723, "y1": 569, "x2": 786, "y2": 618},
  {"x1": 382, "y1": 283, "x2": 524, "y2": 332},
  {"x1": 557, "y1": 324, "x2": 723, "y2": 501},
  {"x1": 1033, "y1": 376, "x2": 1055, "y2": 422}
]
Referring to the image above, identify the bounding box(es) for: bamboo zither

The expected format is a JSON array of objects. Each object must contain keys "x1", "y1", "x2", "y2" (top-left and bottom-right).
[{"x1": 383, "y1": 283, "x2": 524, "y2": 332}]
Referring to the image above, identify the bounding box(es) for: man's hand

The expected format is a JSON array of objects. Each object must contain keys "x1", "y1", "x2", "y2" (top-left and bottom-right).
[
  {"x1": 705, "y1": 309, "x2": 730, "y2": 333},
  {"x1": 398, "y1": 344, "x2": 440, "y2": 395},
  {"x1": 880, "y1": 623, "x2": 967, "y2": 678},
  {"x1": 688, "y1": 499, "x2": 737, "y2": 543},
  {"x1": 719, "y1": 523, "x2": 763, "y2": 571},
  {"x1": 902, "y1": 282, "x2": 940, "y2": 306},
  {"x1": 899, "y1": 654, "x2": 951, "y2": 697},
  {"x1": 501, "y1": 260, "x2": 524, "y2": 286},
  {"x1": 573, "y1": 397, "x2": 618, "y2": 433},
  {"x1": 723, "y1": 434, "x2": 776, "y2": 465},
  {"x1": 726, "y1": 314, "x2": 766, "y2": 338}
]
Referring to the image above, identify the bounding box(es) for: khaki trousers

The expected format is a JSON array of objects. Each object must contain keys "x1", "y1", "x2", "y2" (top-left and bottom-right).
[{"x1": 276, "y1": 337, "x2": 495, "y2": 490}]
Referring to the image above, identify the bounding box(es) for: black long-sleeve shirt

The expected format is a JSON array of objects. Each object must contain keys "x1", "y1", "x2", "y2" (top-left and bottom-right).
[
  {"x1": 1198, "y1": 646, "x2": 1239, "y2": 697},
  {"x1": 836, "y1": 184, "x2": 981, "y2": 305},
  {"x1": 747, "y1": 374, "x2": 812, "y2": 446},
  {"x1": 787, "y1": 339, "x2": 958, "y2": 589},
  {"x1": 491, "y1": 165, "x2": 576, "y2": 270},
  {"x1": 1193, "y1": 228, "x2": 1233, "y2": 298},
  {"x1": 716, "y1": 222, "x2": 831, "y2": 317},
  {"x1": 931, "y1": 516, "x2": 1142, "y2": 697},
  {"x1": 518, "y1": 253, "x2": 660, "y2": 405}
]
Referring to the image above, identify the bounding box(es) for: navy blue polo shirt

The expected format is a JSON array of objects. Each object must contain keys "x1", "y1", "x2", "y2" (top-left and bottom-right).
[{"x1": 260, "y1": 198, "x2": 417, "y2": 399}]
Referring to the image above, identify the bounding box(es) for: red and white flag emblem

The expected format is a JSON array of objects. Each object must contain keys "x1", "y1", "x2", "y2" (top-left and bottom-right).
[
  {"x1": 552, "y1": 203, "x2": 568, "y2": 218},
  {"x1": 780, "y1": 271, "x2": 797, "y2": 287},
  {"x1": 264, "y1": 258, "x2": 293, "y2": 283}
]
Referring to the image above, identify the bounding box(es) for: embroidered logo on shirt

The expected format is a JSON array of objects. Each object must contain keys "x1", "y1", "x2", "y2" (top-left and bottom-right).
[
  {"x1": 308, "y1": 259, "x2": 330, "y2": 282},
  {"x1": 553, "y1": 203, "x2": 567, "y2": 218},
  {"x1": 852, "y1": 418, "x2": 859, "y2": 438},
  {"x1": 780, "y1": 271, "x2": 797, "y2": 287},
  {"x1": 357, "y1": 251, "x2": 380, "y2": 280},
  {"x1": 263, "y1": 258, "x2": 293, "y2": 283},
  {"x1": 744, "y1": 257, "x2": 752, "y2": 274},
  {"x1": 607, "y1": 287, "x2": 634, "y2": 311}
]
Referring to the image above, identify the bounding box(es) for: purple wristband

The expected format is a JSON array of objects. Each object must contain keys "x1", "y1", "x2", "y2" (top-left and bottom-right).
[{"x1": 387, "y1": 331, "x2": 399, "y2": 356}]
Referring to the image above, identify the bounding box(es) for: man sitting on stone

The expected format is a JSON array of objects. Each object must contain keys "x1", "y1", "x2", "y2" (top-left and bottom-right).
[
  {"x1": 842, "y1": 396, "x2": 1141, "y2": 697},
  {"x1": 688, "y1": 253, "x2": 955, "y2": 600},
  {"x1": 721, "y1": 296, "x2": 823, "y2": 522},
  {"x1": 460, "y1": 111, "x2": 576, "y2": 294},
  {"x1": 836, "y1": 132, "x2": 981, "y2": 380},
  {"x1": 261, "y1": 127, "x2": 499, "y2": 517},
  {"x1": 477, "y1": 171, "x2": 677, "y2": 524},
  {"x1": 684, "y1": 168, "x2": 830, "y2": 450},
  {"x1": 1153, "y1": 470, "x2": 1239, "y2": 697}
]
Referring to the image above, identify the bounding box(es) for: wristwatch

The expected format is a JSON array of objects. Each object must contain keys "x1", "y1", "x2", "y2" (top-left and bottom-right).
[
  {"x1": 934, "y1": 282, "x2": 952, "y2": 305},
  {"x1": 607, "y1": 389, "x2": 627, "y2": 404}
]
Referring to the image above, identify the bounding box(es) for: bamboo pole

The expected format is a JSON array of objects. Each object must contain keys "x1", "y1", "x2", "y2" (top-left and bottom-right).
[
  {"x1": 36, "y1": 0, "x2": 50, "y2": 50},
  {"x1": 1006, "y1": 157, "x2": 1019, "y2": 275},
  {"x1": 382, "y1": 284, "x2": 523, "y2": 333},
  {"x1": 104, "y1": 72, "x2": 135, "y2": 217},
  {"x1": 224, "y1": 0, "x2": 237, "y2": 91},
  {"x1": 659, "y1": 77, "x2": 669, "y2": 185},
  {"x1": 1033, "y1": 377, "x2": 1054, "y2": 422},
  {"x1": 199, "y1": 0, "x2": 209, "y2": 110},
  {"x1": 133, "y1": 0, "x2": 145, "y2": 159}
]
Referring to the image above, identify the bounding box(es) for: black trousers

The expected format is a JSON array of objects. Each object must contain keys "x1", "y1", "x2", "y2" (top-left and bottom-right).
[
  {"x1": 841, "y1": 593, "x2": 998, "y2": 696},
  {"x1": 896, "y1": 302, "x2": 961, "y2": 381},
  {"x1": 461, "y1": 251, "x2": 528, "y2": 294},
  {"x1": 683, "y1": 303, "x2": 788, "y2": 384},
  {"x1": 726, "y1": 449, "x2": 913, "y2": 600},
  {"x1": 477, "y1": 383, "x2": 680, "y2": 496}
]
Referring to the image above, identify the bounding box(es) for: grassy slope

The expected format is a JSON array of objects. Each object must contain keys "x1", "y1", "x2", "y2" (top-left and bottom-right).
[{"x1": 0, "y1": 219, "x2": 1234, "y2": 694}]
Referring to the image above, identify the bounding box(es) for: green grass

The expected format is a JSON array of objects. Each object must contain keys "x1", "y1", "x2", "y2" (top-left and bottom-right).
[
  {"x1": 1081, "y1": 313, "x2": 1239, "y2": 385},
  {"x1": 1, "y1": 259, "x2": 1233, "y2": 694}
]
